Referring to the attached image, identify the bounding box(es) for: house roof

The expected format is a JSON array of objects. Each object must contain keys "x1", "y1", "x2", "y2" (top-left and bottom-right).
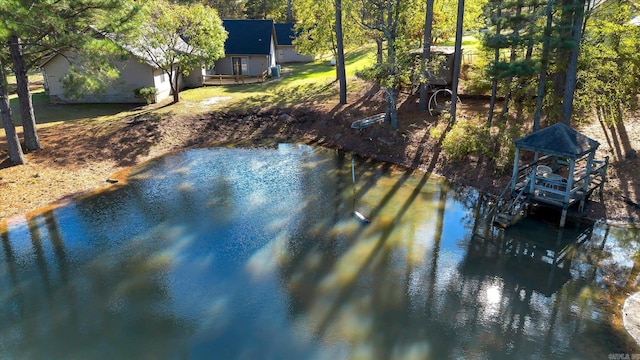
[
  {"x1": 631, "y1": 15, "x2": 640, "y2": 26},
  {"x1": 274, "y1": 23, "x2": 296, "y2": 46},
  {"x1": 97, "y1": 26, "x2": 192, "y2": 67},
  {"x1": 222, "y1": 19, "x2": 275, "y2": 55},
  {"x1": 514, "y1": 122, "x2": 600, "y2": 159},
  {"x1": 40, "y1": 26, "x2": 191, "y2": 69}
]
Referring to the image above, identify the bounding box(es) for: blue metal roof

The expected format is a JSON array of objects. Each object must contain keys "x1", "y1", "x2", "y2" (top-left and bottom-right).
[
  {"x1": 223, "y1": 19, "x2": 275, "y2": 55},
  {"x1": 274, "y1": 23, "x2": 295, "y2": 46}
]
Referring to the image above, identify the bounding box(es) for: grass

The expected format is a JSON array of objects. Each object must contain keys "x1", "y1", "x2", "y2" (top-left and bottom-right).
[
  {"x1": 10, "y1": 90, "x2": 142, "y2": 126},
  {"x1": 442, "y1": 35, "x2": 482, "y2": 50},
  {"x1": 179, "y1": 45, "x2": 376, "y2": 113},
  {"x1": 5, "y1": 45, "x2": 377, "y2": 129},
  {"x1": 6, "y1": 72, "x2": 44, "y2": 86}
]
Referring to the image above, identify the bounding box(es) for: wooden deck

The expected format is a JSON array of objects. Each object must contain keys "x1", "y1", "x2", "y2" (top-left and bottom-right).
[
  {"x1": 494, "y1": 123, "x2": 608, "y2": 228},
  {"x1": 202, "y1": 70, "x2": 268, "y2": 85},
  {"x1": 513, "y1": 158, "x2": 608, "y2": 211},
  {"x1": 493, "y1": 156, "x2": 608, "y2": 228}
]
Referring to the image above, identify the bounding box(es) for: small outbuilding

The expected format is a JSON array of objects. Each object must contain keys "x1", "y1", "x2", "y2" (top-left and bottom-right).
[
  {"x1": 274, "y1": 23, "x2": 313, "y2": 63},
  {"x1": 495, "y1": 123, "x2": 608, "y2": 228},
  {"x1": 410, "y1": 46, "x2": 457, "y2": 86}
]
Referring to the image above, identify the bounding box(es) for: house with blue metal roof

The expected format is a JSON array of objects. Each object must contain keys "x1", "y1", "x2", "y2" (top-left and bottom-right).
[
  {"x1": 274, "y1": 23, "x2": 313, "y2": 63},
  {"x1": 212, "y1": 19, "x2": 277, "y2": 77}
]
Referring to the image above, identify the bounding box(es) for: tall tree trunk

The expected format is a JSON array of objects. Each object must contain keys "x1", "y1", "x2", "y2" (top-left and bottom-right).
[
  {"x1": 515, "y1": 9, "x2": 536, "y2": 123},
  {"x1": 383, "y1": 0, "x2": 400, "y2": 130},
  {"x1": 418, "y1": 0, "x2": 435, "y2": 112},
  {"x1": 386, "y1": 87, "x2": 399, "y2": 129},
  {"x1": 449, "y1": 0, "x2": 465, "y2": 122},
  {"x1": 487, "y1": 2, "x2": 502, "y2": 127},
  {"x1": 287, "y1": 0, "x2": 294, "y2": 22},
  {"x1": 335, "y1": 0, "x2": 347, "y2": 104},
  {"x1": 385, "y1": 35, "x2": 398, "y2": 129},
  {"x1": 550, "y1": 0, "x2": 575, "y2": 122},
  {"x1": 561, "y1": 0, "x2": 585, "y2": 125},
  {"x1": 8, "y1": 35, "x2": 40, "y2": 151},
  {"x1": 498, "y1": 0, "x2": 523, "y2": 120},
  {"x1": 533, "y1": 0, "x2": 555, "y2": 132},
  {"x1": 171, "y1": 67, "x2": 180, "y2": 103},
  {"x1": 1, "y1": 64, "x2": 26, "y2": 164},
  {"x1": 376, "y1": 7, "x2": 384, "y2": 65}
]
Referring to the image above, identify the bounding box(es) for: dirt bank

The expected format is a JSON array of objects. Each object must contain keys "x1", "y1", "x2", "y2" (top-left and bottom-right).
[{"x1": 1, "y1": 88, "x2": 639, "y2": 225}]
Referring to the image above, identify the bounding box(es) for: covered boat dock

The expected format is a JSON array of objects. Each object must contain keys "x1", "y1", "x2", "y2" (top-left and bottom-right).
[{"x1": 495, "y1": 123, "x2": 608, "y2": 228}]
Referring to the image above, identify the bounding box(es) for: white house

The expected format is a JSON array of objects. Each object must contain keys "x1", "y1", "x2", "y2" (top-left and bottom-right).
[
  {"x1": 42, "y1": 53, "x2": 179, "y2": 104},
  {"x1": 41, "y1": 28, "x2": 193, "y2": 104}
]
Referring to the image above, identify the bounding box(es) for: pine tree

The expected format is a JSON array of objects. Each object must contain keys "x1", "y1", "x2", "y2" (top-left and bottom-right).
[
  {"x1": 0, "y1": 59, "x2": 25, "y2": 164},
  {"x1": 0, "y1": 0, "x2": 141, "y2": 153}
]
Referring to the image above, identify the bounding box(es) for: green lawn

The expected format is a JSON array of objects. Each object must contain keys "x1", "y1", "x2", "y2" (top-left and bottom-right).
[
  {"x1": 179, "y1": 45, "x2": 376, "y2": 112},
  {"x1": 9, "y1": 90, "x2": 142, "y2": 126},
  {"x1": 7, "y1": 45, "x2": 377, "y2": 128},
  {"x1": 442, "y1": 35, "x2": 482, "y2": 50}
]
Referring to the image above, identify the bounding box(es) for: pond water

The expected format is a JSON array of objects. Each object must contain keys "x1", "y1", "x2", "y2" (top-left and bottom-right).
[{"x1": 1, "y1": 143, "x2": 639, "y2": 359}]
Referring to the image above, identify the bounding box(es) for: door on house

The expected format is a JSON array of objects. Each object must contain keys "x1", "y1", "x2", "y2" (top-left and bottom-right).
[{"x1": 232, "y1": 57, "x2": 248, "y2": 75}]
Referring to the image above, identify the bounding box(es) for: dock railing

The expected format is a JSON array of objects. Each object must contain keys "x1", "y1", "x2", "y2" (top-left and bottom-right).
[{"x1": 518, "y1": 156, "x2": 608, "y2": 209}]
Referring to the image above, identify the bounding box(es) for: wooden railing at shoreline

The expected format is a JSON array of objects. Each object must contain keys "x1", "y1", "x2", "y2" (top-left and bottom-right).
[{"x1": 202, "y1": 70, "x2": 268, "y2": 85}]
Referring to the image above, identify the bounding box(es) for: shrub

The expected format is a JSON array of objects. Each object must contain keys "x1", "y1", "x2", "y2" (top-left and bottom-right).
[
  {"x1": 133, "y1": 87, "x2": 158, "y2": 104},
  {"x1": 441, "y1": 118, "x2": 492, "y2": 160}
]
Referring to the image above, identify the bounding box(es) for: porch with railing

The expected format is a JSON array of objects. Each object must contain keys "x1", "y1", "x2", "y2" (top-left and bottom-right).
[
  {"x1": 202, "y1": 70, "x2": 268, "y2": 85},
  {"x1": 513, "y1": 156, "x2": 608, "y2": 211}
]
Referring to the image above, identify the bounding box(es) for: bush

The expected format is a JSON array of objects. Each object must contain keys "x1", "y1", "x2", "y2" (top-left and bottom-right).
[
  {"x1": 133, "y1": 87, "x2": 158, "y2": 104},
  {"x1": 441, "y1": 118, "x2": 492, "y2": 160}
]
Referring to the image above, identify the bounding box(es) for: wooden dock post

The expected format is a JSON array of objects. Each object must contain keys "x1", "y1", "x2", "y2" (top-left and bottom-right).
[{"x1": 560, "y1": 208, "x2": 567, "y2": 228}]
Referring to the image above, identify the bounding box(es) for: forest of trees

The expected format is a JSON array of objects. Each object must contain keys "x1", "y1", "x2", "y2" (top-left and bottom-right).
[{"x1": 1, "y1": 0, "x2": 639, "y2": 164}]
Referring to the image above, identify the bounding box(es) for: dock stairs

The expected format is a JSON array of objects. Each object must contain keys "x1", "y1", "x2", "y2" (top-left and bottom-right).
[{"x1": 492, "y1": 177, "x2": 532, "y2": 228}]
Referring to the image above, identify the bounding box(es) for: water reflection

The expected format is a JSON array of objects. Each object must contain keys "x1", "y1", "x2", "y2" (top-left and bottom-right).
[{"x1": 0, "y1": 144, "x2": 638, "y2": 359}]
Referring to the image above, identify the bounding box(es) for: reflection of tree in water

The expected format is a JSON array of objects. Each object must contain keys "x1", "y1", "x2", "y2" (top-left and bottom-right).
[
  {"x1": 2, "y1": 146, "x2": 638, "y2": 358},
  {"x1": 0, "y1": 210, "x2": 191, "y2": 359},
  {"x1": 279, "y1": 171, "x2": 640, "y2": 359},
  {"x1": 279, "y1": 165, "x2": 447, "y2": 358}
]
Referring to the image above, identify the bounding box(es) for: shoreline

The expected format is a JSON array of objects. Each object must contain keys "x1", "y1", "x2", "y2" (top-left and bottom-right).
[
  {"x1": 2, "y1": 136, "x2": 638, "y2": 229},
  {"x1": 2, "y1": 101, "x2": 639, "y2": 226}
]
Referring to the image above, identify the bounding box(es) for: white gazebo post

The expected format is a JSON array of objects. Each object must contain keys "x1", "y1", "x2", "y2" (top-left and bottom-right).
[
  {"x1": 584, "y1": 151, "x2": 595, "y2": 190},
  {"x1": 511, "y1": 147, "x2": 520, "y2": 193},
  {"x1": 559, "y1": 159, "x2": 576, "y2": 228}
]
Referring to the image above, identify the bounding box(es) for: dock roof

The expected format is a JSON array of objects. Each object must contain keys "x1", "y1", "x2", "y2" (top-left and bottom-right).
[{"x1": 514, "y1": 122, "x2": 600, "y2": 159}]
